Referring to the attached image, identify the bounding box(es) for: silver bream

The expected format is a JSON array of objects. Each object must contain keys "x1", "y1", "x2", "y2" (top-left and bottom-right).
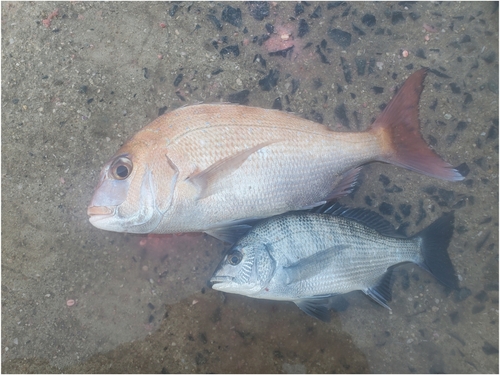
[{"x1": 210, "y1": 204, "x2": 459, "y2": 321}]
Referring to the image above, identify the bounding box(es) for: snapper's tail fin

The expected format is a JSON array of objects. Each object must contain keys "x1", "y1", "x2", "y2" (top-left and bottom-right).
[
  {"x1": 414, "y1": 212, "x2": 459, "y2": 290},
  {"x1": 369, "y1": 68, "x2": 464, "y2": 181}
]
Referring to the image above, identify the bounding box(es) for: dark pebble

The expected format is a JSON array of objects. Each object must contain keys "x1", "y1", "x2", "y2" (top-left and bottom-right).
[
  {"x1": 211, "y1": 40, "x2": 219, "y2": 50},
  {"x1": 341, "y1": 5, "x2": 351, "y2": 17},
  {"x1": 310, "y1": 6, "x2": 322, "y2": 18},
  {"x1": 450, "y1": 82, "x2": 461, "y2": 94},
  {"x1": 386, "y1": 185, "x2": 402, "y2": 193},
  {"x1": 199, "y1": 332, "x2": 208, "y2": 344},
  {"x1": 173, "y1": 74, "x2": 183, "y2": 87},
  {"x1": 372, "y1": 86, "x2": 384, "y2": 94},
  {"x1": 405, "y1": 63, "x2": 414, "y2": 70},
  {"x1": 472, "y1": 305, "x2": 485, "y2": 314},
  {"x1": 487, "y1": 121, "x2": 498, "y2": 139},
  {"x1": 455, "y1": 287, "x2": 472, "y2": 302},
  {"x1": 479, "y1": 216, "x2": 492, "y2": 224},
  {"x1": 220, "y1": 45, "x2": 240, "y2": 58},
  {"x1": 449, "y1": 311, "x2": 460, "y2": 324},
  {"x1": 475, "y1": 231, "x2": 491, "y2": 252},
  {"x1": 87, "y1": 98, "x2": 94, "y2": 104},
  {"x1": 269, "y1": 46, "x2": 294, "y2": 58},
  {"x1": 452, "y1": 198, "x2": 466, "y2": 209},
  {"x1": 79, "y1": 85, "x2": 88, "y2": 94},
  {"x1": 248, "y1": 1, "x2": 269, "y2": 21},
  {"x1": 415, "y1": 48, "x2": 427, "y2": 59},
  {"x1": 474, "y1": 157, "x2": 488, "y2": 171},
  {"x1": 460, "y1": 34, "x2": 471, "y2": 43},
  {"x1": 158, "y1": 106, "x2": 168, "y2": 116},
  {"x1": 475, "y1": 290, "x2": 488, "y2": 303},
  {"x1": 298, "y1": 19, "x2": 309, "y2": 38},
  {"x1": 195, "y1": 352, "x2": 207, "y2": 365},
  {"x1": 352, "y1": 23, "x2": 365, "y2": 36},
  {"x1": 438, "y1": 188, "x2": 455, "y2": 205},
  {"x1": 409, "y1": 12, "x2": 420, "y2": 20},
  {"x1": 427, "y1": 135, "x2": 437, "y2": 146},
  {"x1": 379, "y1": 174, "x2": 390, "y2": 187},
  {"x1": 340, "y1": 56, "x2": 352, "y2": 84},
  {"x1": 482, "y1": 341, "x2": 499, "y2": 355},
  {"x1": 313, "y1": 78, "x2": 322, "y2": 89},
  {"x1": 320, "y1": 39, "x2": 327, "y2": 49},
  {"x1": 463, "y1": 92, "x2": 473, "y2": 107},
  {"x1": 169, "y1": 4, "x2": 179, "y2": 17},
  {"x1": 362, "y1": 13, "x2": 376, "y2": 27},
  {"x1": 253, "y1": 54, "x2": 266, "y2": 68},
  {"x1": 374, "y1": 28, "x2": 385, "y2": 35},
  {"x1": 316, "y1": 45, "x2": 330, "y2": 64},
  {"x1": 12, "y1": 98, "x2": 19, "y2": 104},
  {"x1": 334, "y1": 103, "x2": 350, "y2": 128},
  {"x1": 379, "y1": 202, "x2": 394, "y2": 215},
  {"x1": 265, "y1": 23, "x2": 274, "y2": 34},
  {"x1": 207, "y1": 14, "x2": 222, "y2": 31},
  {"x1": 295, "y1": 3, "x2": 305, "y2": 16},
  {"x1": 148, "y1": 314, "x2": 154, "y2": 323},
  {"x1": 272, "y1": 97, "x2": 282, "y2": 110},
  {"x1": 227, "y1": 89, "x2": 250, "y2": 104},
  {"x1": 328, "y1": 28, "x2": 352, "y2": 48},
  {"x1": 391, "y1": 11, "x2": 405, "y2": 25},
  {"x1": 456, "y1": 121, "x2": 467, "y2": 131},
  {"x1": 446, "y1": 133, "x2": 457, "y2": 146},
  {"x1": 364, "y1": 195, "x2": 373, "y2": 206},
  {"x1": 211, "y1": 68, "x2": 223, "y2": 75},
  {"x1": 258, "y1": 69, "x2": 279, "y2": 91},
  {"x1": 482, "y1": 51, "x2": 496, "y2": 64},
  {"x1": 328, "y1": 2, "x2": 346, "y2": 9},
  {"x1": 399, "y1": 204, "x2": 411, "y2": 217},
  {"x1": 222, "y1": 5, "x2": 242, "y2": 27},
  {"x1": 310, "y1": 110, "x2": 323, "y2": 124},
  {"x1": 291, "y1": 79, "x2": 300, "y2": 95},
  {"x1": 355, "y1": 57, "x2": 366, "y2": 76},
  {"x1": 148, "y1": 302, "x2": 155, "y2": 310}
]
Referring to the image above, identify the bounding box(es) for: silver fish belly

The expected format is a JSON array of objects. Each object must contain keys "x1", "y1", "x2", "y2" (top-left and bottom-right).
[{"x1": 210, "y1": 204, "x2": 459, "y2": 321}]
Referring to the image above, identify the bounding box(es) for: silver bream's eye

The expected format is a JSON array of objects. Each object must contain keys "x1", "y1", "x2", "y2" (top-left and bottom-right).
[{"x1": 227, "y1": 250, "x2": 243, "y2": 265}]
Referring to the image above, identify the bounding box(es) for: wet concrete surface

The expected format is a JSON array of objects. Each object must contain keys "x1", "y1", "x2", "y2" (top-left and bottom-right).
[{"x1": 2, "y1": 1, "x2": 498, "y2": 373}]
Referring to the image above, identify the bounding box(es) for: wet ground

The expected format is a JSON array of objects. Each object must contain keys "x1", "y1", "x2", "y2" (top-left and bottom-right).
[{"x1": 1, "y1": 1, "x2": 498, "y2": 373}]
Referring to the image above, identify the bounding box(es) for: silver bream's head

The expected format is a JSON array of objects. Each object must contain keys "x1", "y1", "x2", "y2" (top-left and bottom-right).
[{"x1": 210, "y1": 239, "x2": 276, "y2": 297}]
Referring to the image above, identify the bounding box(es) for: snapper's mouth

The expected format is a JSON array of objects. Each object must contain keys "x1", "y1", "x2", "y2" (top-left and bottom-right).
[{"x1": 87, "y1": 206, "x2": 114, "y2": 217}]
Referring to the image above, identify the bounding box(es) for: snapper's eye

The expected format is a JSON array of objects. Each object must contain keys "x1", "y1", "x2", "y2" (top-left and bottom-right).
[
  {"x1": 110, "y1": 157, "x2": 133, "y2": 180},
  {"x1": 227, "y1": 250, "x2": 243, "y2": 265}
]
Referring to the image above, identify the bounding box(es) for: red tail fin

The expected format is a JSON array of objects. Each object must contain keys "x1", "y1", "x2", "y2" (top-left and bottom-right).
[{"x1": 369, "y1": 69, "x2": 463, "y2": 181}]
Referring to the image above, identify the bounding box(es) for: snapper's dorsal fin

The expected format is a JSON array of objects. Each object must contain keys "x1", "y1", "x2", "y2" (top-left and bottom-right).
[{"x1": 186, "y1": 141, "x2": 276, "y2": 200}]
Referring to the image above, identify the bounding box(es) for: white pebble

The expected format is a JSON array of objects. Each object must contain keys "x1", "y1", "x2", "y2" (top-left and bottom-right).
[{"x1": 444, "y1": 114, "x2": 452, "y2": 120}]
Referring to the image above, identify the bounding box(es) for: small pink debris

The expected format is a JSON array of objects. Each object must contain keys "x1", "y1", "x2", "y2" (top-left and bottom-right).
[
  {"x1": 424, "y1": 34, "x2": 430, "y2": 41},
  {"x1": 42, "y1": 9, "x2": 59, "y2": 28},
  {"x1": 66, "y1": 299, "x2": 75, "y2": 307},
  {"x1": 159, "y1": 22, "x2": 166, "y2": 28},
  {"x1": 423, "y1": 23, "x2": 439, "y2": 33},
  {"x1": 158, "y1": 54, "x2": 163, "y2": 60},
  {"x1": 59, "y1": 177, "x2": 65, "y2": 184},
  {"x1": 192, "y1": 299, "x2": 199, "y2": 305},
  {"x1": 402, "y1": 50, "x2": 409, "y2": 58}
]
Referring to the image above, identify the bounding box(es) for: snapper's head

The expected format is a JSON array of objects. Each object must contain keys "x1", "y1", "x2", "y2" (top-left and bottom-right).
[
  {"x1": 210, "y1": 235, "x2": 276, "y2": 297},
  {"x1": 87, "y1": 135, "x2": 179, "y2": 233}
]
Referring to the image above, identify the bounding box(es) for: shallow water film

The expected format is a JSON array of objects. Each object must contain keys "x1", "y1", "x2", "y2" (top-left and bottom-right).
[{"x1": 2, "y1": 1, "x2": 498, "y2": 373}]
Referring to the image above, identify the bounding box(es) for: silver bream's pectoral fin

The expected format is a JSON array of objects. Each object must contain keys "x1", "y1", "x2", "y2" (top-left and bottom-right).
[
  {"x1": 284, "y1": 245, "x2": 349, "y2": 284},
  {"x1": 186, "y1": 140, "x2": 276, "y2": 200}
]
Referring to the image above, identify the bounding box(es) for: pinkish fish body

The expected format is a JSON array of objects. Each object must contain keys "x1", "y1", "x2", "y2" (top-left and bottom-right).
[{"x1": 87, "y1": 69, "x2": 463, "y2": 241}]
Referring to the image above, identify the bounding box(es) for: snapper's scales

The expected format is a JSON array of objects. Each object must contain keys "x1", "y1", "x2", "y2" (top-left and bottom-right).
[{"x1": 87, "y1": 69, "x2": 463, "y2": 239}]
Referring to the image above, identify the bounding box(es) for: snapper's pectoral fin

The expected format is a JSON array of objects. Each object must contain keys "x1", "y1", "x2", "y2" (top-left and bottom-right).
[
  {"x1": 186, "y1": 140, "x2": 276, "y2": 200},
  {"x1": 324, "y1": 167, "x2": 362, "y2": 201},
  {"x1": 363, "y1": 268, "x2": 394, "y2": 309},
  {"x1": 295, "y1": 297, "x2": 334, "y2": 322}
]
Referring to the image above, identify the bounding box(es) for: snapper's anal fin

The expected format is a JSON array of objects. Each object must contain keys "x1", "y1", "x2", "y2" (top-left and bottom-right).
[
  {"x1": 369, "y1": 68, "x2": 464, "y2": 181},
  {"x1": 187, "y1": 140, "x2": 276, "y2": 200}
]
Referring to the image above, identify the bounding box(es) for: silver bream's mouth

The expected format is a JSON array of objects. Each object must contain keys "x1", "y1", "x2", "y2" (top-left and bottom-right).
[{"x1": 210, "y1": 275, "x2": 233, "y2": 284}]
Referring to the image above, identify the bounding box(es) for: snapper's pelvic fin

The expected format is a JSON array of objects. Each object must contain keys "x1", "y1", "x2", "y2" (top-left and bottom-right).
[{"x1": 369, "y1": 68, "x2": 464, "y2": 181}]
